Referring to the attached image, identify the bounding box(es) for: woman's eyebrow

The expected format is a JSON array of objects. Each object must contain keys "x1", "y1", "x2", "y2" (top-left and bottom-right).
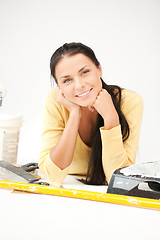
[
  {"x1": 60, "y1": 65, "x2": 89, "y2": 80},
  {"x1": 60, "y1": 75, "x2": 70, "y2": 80},
  {"x1": 78, "y1": 65, "x2": 89, "y2": 72}
]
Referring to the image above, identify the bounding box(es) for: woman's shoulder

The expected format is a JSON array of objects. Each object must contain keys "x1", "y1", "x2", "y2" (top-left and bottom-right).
[
  {"x1": 121, "y1": 89, "x2": 143, "y2": 103},
  {"x1": 43, "y1": 89, "x2": 62, "y2": 113},
  {"x1": 44, "y1": 89, "x2": 62, "y2": 109},
  {"x1": 43, "y1": 89, "x2": 69, "y2": 120},
  {"x1": 121, "y1": 89, "x2": 143, "y2": 112},
  {"x1": 44, "y1": 89, "x2": 56, "y2": 102}
]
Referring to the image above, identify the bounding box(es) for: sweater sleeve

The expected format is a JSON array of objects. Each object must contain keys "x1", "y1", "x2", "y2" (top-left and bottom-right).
[
  {"x1": 38, "y1": 90, "x2": 71, "y2": 187},
  {"x1": 100, "y1": 90, "x2": 143, "y2": 184}
]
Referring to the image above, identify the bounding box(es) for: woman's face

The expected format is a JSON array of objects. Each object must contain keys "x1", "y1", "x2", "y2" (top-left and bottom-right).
[{"x1": 55, "y1": 53, "x2": 102, "y2": 107}]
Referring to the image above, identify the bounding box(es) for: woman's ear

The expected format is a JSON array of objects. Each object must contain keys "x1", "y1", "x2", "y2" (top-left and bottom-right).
[{"x1": 98, "y1": 63, "x2": 102, "y2": 78}]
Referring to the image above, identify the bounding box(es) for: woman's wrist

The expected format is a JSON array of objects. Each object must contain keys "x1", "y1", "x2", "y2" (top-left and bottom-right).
[
  {"x1": 69, "y1": 107, "x2": 81, "y2": 120},
  {"x1": 104, "y1": 114, "x2": 120, "y2": 130}
]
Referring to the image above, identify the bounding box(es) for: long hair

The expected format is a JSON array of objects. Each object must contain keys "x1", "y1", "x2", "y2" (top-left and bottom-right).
[
  {"x1": 50, "y1": 42, "x2": 130, "y2": 185},
  {"x1": 84, "y1": 80, "x2": 129, "y2": 185}
]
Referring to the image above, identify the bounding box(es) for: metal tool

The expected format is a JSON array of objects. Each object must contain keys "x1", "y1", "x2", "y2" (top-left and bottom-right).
[
  {"x1": 107, "y1": 161, "x2": 160, "y2": 200},
  {"x1": 0, "y1": 160, "x2": 49, "y2": 185}
]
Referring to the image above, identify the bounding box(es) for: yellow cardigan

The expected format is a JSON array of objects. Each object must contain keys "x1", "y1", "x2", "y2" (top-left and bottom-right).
[{"x1": 38, "y1": 89, "x2": 143, "y2": 187}]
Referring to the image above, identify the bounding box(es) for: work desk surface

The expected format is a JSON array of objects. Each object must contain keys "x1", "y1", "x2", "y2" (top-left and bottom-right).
[{"x1": 0, "y1": 175, "x2": 159, "y2": 240}]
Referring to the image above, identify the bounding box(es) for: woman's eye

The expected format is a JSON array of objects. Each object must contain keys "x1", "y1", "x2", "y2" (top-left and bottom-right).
[
  {"x1": 64, "y1": 78, "x2": 71, "y2": 84},
  {"x1": 82, "y1": 70, "x2": 89, "y2": 75}
]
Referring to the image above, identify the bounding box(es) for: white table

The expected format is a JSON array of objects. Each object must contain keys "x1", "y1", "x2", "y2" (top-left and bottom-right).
[{"x1": 0, "y1": 175, "x2": 159, "y2": 240}]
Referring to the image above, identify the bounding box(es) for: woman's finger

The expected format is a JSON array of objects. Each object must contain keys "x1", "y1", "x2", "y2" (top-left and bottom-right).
[{"x1": 88, "y1": 106, "x2": 95, "y2": 112}]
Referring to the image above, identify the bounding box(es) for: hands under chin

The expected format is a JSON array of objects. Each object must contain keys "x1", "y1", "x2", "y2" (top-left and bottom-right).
[{"x1": 88, "y1": 89, "x2": 120, "y2": 130}]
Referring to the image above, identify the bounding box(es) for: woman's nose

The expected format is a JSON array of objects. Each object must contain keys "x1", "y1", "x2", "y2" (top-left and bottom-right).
[{"x1": 75, "y1": 77, "x2": 85, "y2": 90}]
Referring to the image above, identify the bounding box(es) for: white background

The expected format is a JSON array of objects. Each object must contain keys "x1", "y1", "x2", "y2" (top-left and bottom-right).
[
  {"x1": 0, "y1": 2, "x2": 160, "y2": 239},
  {"x1": 0, "y1": 0, "x2": 159, "y2": 166}
]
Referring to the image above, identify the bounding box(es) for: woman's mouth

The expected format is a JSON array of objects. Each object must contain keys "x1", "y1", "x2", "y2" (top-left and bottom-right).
[{"x1": 75, "y1": 88, "x2": 92, "y2": 98}]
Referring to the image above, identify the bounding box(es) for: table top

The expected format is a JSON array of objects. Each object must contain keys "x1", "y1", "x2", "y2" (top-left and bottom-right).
[{"x1": 0, "y1": 175, "x2": 159, "y2": 240}]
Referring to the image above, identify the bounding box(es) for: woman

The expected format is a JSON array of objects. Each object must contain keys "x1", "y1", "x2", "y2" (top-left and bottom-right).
[{"x1": 39, "y1": 42, "x2": 143, "y2": 187}]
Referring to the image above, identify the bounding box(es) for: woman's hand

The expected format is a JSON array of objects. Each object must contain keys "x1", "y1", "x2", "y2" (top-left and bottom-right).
[
  {"x1": 55, "y1": 87, "x2": 81, "y2": 116},
  {"x1": 92, "y1": 89, "x2": 120, "y2": 130}
]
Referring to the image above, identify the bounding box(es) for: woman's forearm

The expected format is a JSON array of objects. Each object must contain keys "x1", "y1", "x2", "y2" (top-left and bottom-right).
[{"x1": 49, "y1": 109, "x2": 81, "y2": 170}]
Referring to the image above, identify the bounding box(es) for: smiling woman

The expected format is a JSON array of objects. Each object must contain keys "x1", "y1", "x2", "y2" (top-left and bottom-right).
[
  {"x1": 38, "y1": 42, "x2": 143, "y2": 187},
  {"x1": 55, "y1": 53, "x2": 103, "y2": 108}
]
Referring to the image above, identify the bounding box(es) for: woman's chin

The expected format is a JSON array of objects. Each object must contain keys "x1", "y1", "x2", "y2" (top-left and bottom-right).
[{"x1": 77, "y1": 99, "x2": 96, "y2": 108}]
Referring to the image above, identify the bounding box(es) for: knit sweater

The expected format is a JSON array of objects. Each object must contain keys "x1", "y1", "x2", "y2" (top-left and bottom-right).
[{"x1": 38, "y1": 89, "x2": 143, "y2": 187}]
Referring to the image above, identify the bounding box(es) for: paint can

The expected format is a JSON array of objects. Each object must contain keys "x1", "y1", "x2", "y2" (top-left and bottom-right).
[{"x1": 0, "y1": 113, "x2": 23, "y2": 164}]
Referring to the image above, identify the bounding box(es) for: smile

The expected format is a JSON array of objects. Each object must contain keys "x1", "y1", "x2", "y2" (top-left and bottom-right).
[{"x1": 76, "y1": 89, "x2": 92, "y2": 98}]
